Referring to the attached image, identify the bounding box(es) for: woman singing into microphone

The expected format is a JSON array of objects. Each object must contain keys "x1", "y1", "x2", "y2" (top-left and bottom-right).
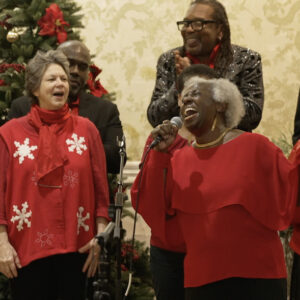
[{"x1": 131, "y1": 64, "x2": 300, "y2": 300}]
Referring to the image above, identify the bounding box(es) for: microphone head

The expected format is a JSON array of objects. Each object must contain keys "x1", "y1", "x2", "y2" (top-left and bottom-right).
[{"x1": 170, "y1": 116, "x2": 183, "y2": 129}]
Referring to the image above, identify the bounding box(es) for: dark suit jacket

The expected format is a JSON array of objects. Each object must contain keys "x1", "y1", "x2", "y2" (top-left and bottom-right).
[
  {"x1": 8, "y1": 91, "x2": 125, "y2": 174},
  {"x1": 293, "y1": 89, "x2": 300, "y2": 145}
]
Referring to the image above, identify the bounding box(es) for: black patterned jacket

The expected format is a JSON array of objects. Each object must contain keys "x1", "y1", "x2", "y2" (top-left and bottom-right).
[{"x1": 147, "y1": 44, "x2": 264, "y2": 131}]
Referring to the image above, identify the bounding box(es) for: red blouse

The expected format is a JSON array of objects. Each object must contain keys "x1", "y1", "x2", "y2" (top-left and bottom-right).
[{"x1": 132, "y1": 132, "x2": 299, "y2": 287}]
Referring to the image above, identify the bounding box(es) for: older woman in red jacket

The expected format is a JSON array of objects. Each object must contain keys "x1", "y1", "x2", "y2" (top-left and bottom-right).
[{"x1": 0, "y1": 50, "x2": 109, "y2": 300}]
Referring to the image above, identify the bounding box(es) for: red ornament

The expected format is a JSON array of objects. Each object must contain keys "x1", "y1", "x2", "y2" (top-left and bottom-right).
[
  {"x1": 37, "y1": 3, "x2": 69, "y2": 44},
  {"x1": 87, "y1": 64, "x2": 109, "y2": 97}
]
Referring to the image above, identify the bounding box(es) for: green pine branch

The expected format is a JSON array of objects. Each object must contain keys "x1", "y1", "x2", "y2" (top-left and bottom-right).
[{"x1": 0, "y1": 0, "x2": 84, "y2": 112}]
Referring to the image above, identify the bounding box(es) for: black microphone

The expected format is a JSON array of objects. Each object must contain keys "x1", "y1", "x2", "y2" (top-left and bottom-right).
[{"x1": 149, "y1": 116, "x2": 183, "y2": 149}]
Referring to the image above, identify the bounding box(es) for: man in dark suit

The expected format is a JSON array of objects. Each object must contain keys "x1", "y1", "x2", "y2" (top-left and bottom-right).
[{"x1": 8, "y1": 40, "x2": 124, "y2": 174}]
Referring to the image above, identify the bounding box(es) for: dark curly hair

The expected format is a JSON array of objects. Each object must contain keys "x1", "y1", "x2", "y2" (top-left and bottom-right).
[{"x1": 190, "y1": 0, "x2": 233, "y2": 76}]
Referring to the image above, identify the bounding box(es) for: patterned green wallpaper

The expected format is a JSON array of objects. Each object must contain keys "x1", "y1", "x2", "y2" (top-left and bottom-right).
[{"x1": 75, "y1": 0, "x2": 300, "y2": 160}]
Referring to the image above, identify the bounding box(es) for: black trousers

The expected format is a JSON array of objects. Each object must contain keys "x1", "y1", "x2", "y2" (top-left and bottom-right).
[
  {"x1": 10, "y1": 252, "x2": 91, "y2": 300},
  {"x1": 291, "y1": 252, "x2": 300, "y2": 300},
  {"x1": 185, "y1": 277, "x2": 287, "y2": 300},
  {"x1": 150, "y1": 245, "x2": 287, "y2": 300},
  {"x1": 150, "y1": 245, "x2": 185, "y2": 300}
]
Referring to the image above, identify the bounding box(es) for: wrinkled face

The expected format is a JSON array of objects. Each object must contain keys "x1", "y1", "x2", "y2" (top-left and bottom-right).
[
  {"x1": 179, "y1": 78, "x2": 216, "y2": 134},
  {"x1": 181, "y1": 4, "x2": 223, "y2": 57},
  {"x1": 33, "y1": 64, "x2": 69, "y2": 110},
  {"x1": 60, "y1": 44, "x2": 90, "y2": 99}
]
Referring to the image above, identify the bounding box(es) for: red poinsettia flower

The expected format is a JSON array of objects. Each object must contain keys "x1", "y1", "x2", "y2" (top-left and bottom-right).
[
  {"x1": 0, "y1": 79, "x2": 6, "y2": 86},
  {"x1": 121, "y1": 264, "x2": 128, "y2": 271},
  {"x1": 87, "y1": 64, "x2": 109, "y2": 97},
  {"x1": 89, "y1": 64, "x2": 102, "y2": 80},
  {"x1": 37, "y1": 3, "x2": 69, "y2": 44},
  {"x1": 0, "y1": 15, "x2": 12, "y2": 30}
]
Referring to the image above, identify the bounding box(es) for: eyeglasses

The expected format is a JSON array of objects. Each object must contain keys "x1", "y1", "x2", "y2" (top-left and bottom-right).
[{"x1": 176, "y1": 19, "x2": 218, "y2": 32}]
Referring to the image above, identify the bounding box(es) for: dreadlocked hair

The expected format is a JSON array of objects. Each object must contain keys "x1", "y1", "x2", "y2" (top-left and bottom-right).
[{"x1": 190, "y1": 0, "x2": 233, "y2": 76}]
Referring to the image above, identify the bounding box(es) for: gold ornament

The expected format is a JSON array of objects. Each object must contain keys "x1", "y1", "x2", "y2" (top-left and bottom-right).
[{"x1": 6, "y1": 30, "x2": 19, "y2": 43}]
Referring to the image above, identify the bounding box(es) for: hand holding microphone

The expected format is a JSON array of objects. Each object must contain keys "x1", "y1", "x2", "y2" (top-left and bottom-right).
[{"x1": 150, "y1": 116, "x2": 182, "y2": 151}]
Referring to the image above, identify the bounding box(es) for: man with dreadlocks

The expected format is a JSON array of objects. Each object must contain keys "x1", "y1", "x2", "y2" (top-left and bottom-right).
[
  {"x1": 143, "y1": 1, "x2": 264, "y2": 299},
  {"x1": 147, "y1": 0, "x2": 264, "y2": 132}
]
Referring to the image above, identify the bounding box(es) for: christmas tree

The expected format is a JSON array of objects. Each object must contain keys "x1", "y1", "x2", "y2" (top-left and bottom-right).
[{"x1": 0, "y1": 0, "x2": 83, "y2": 124}]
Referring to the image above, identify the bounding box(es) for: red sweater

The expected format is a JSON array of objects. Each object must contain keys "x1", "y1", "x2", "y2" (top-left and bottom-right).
[
  {"x1": 0, "y1": 115, "x2": 109, "y2": 267},
  {"x1": 131, "y1": 132, "x2": 299, "y2": 287}
]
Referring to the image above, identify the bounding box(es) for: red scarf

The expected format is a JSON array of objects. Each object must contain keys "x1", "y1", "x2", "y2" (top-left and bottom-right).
[
  {"x1": 27, "y1": 104, "x2": 73, "y2": 188},
  {"x1": 69, "y1": 97, "x2": 80, "y2": 115},
  {"x1": 186, "y1": 43, "x2": 221, "y2": 69}
]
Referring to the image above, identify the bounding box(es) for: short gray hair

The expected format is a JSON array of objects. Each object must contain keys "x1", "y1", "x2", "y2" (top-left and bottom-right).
[
  {"x1": 185, "y1": 77, "x2": 245, "y2": 128},
  {"x1": 25, "y1": 50, "x2": 70, "y2": 104}
]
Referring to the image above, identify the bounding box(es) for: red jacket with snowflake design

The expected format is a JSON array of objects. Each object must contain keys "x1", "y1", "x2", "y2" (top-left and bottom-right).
[{"x1": 0, "y1": 115, "x2": 109, "y2": 267}]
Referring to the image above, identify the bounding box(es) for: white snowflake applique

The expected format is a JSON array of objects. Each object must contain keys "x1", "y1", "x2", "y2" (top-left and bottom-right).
[
  {"x1": 63, "y1": 170, "x2": 79, "y2": 188},
  {"x1": 11, "y1": 202, "x2": 32, "y2": 231},
  {"x1": 66, "y1": 133, "x2": 87, "y2": 155},
  {"x1": 35, "y1": 229, "x2": 54, "y2": 247},
  {"x1": 13, "y1": 138, "x2": 38, "y2": 164},
  {"x1": 77, "y1": 206, "x2": 90, "y2": 234}
]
